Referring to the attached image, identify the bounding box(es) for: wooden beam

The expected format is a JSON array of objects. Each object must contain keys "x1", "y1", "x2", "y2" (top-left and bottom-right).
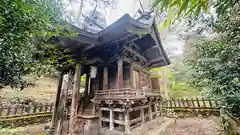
[
  {"x1": 130, "y1": 117, "x2": 141, "y2": 125},
  {"x1": 85, "y1": 57, "x2": 104, "y2": 65},
  {"x1": 122, "y1": 57, "x2": 150, "y2": 75},
  {"x1": 101, "y1": 118, "x2": 125, "y2": 125},
  {"x1": 123, "y1": 46, "x2": 147, "y2": 63},
  {"x1": 100, "y1": 107, "x2": 125, "y2": 112},
  {"x1": 116, "y1": 59, "x2": 124, "y2": 89},
  {"x1": 144, "y1": 45, "x2": 158, "y2": 53},
  {"x1": 107, "y1": 55, "x2": 119, "y2": 64},
  {"x1": 50, "y1": 72, "x2": 64, "y2": 131},
  {"x1": 129, "y1": 105, "x2": 148, "y2": 112},
  {"x1": 150, "y1": 32, "x2": 168, "y2": 65},
  {"x1": 129, "y1": 42, "x2": 140, "y2": 51},
  {"x1": 148, "y1": 57, "x2": 164, "y2": 65},
  {"x1": 69, "y1": 63, "x2": 81, "y2": 134},
  {"x1": 103, "y1": 66, "x2": 108, "y2": 89}
]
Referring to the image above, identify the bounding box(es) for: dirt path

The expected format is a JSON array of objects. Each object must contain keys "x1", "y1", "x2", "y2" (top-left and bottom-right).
[{"x1": 165, "y1": 117, "x2": 224, "y2": 135}]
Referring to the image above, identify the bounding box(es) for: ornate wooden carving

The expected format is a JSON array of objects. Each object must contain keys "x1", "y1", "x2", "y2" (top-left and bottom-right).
[{"x1": 105, "y1": 100, "x2": 113, "y2": 105}]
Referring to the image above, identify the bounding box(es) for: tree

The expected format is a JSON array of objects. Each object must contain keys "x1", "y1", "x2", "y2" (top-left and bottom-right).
[
  {"x1": 153, "y1": 0, "x2": 240, "y2": 116},
  {"x1": 186, "y1": 4, "x2": 240, "y2": 116},
  {"x1": 0, "y1": 0, "x2": 72, "y2": 88},
  {"x1": 152, "y1": 0, "x2": 239, "y2": 27}
]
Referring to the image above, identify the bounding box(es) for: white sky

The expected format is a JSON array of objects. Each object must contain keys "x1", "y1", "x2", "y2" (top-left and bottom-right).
[{"x1": 67, "y1": 0, "x2": 183, "y2": 57}]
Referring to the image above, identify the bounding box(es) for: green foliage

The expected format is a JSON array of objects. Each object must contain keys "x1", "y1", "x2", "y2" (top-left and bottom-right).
[
  {"x1": 167, "y1": 58, "x2": 200, "y2": 97},
  {"x1": 187, "y1": 4, "x2": 240, "y2": 116},
  {"x1": 0, "y1": 0, "x2": 73, "y2": 88},
  {"x1": 153, "y1": 0, "x2": 239, "y2": 27},
  {"x1": 187, "y1": 41, "x2": 239, "y2": 95}
]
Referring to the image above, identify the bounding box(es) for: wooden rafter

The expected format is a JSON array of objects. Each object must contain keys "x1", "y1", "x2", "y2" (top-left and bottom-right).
[{"x1": 123, "y1": 46, "x2": 147, "y2": 63}]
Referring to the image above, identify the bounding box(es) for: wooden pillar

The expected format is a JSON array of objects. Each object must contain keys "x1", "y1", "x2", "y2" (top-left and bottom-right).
[
  {"x1": 138, "y1": 71, "x2": 141, "y2": 89},
  {"x1": 140, "y1": 107, "x2": 145, "y2": 125},
  {"x1": 69, "y1": 63, "x2": 81, "y2": 134},
  {"x1": 103, "y1": 66, "x2": 108, "y2": 89},
  {"x1": 116, "y1": 59, "x2": 124, "y2": 89},
  {"x1": 50, "y1": 72, "x2": 64, "y2": 131},
  {"x1": 124, "y1": 110, "x2": 130, "y2": 134},
  {"x1": 99, "y1": 108, "x2": 102, "y2": 128},
  {"x1": 119, "y1": 112, "x2": 125, "y2": 131},
  {"x1": 154, "y1": 103, "x2": 158, "y2": 116},
  {"x1": 129, "y1": 64, "x2": 134, "y2": 88},
  {"x1": 148, "y1": 75, "x2": 152, "y2": 89},
  {"x1": 110, "y1": 109, "x2": 114, "y2": 130},
  {"x1": 92, "y1": 103, "x2": 96, "y2": 115},
  {"x1": 136, "y1": 71, "x2": 140, "y2": 89},
  {"x1": 84, "y1": 72, "x2": 90, "y2": 97},
  {"x1": 148, "y1": 100, "x2": 153, "y2": 120}
]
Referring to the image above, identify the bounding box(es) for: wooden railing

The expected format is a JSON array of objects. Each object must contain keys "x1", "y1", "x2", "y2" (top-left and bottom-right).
[
  {"x1": 161, "y1": 97, "x2": 220, "y2": 109},
  {"x1": 94, "y1": 88, "x2": 162, "y2": 99},
  {"x1": 220, "y1": 109, "x2": 240, "y2": 135},
  {"x1": 0, "y1": 103, "x2": 53, "y2": 117}
]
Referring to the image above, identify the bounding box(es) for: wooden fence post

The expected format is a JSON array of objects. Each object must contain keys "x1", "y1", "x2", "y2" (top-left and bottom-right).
[
  {"x1": 196, "y1": 98, "x2": 200, "y2": 108},
  {"x1": 177, "y1": 98, "x2": 181, "y2": 107},
  {"x1": 191, "y1": 97, "x2": 195, "y2": 108},
  {"x1": 202, "y1": 98, "x2": 206, "y2": 108},
  {"x1": 181, "y1": 98, "x2": 185, "y2": 107},
  {"x1": 186, "y1": 98, "x2": 190, "y2": 107},
  {"x1": 13, "y1": 105, "x2": 18, "y2": 115},
  {"x1": 6, "y1": 106, "x2": 11, "y2": 116},
  {"x1": 39, "y1": 103, "x2": 43, "y2": 112},
  {"x1": 33, "y1": 104, "x2": 37, "y2": 113},
  {"x1": 45, "y1": 103, "x2": 48, "y2": 112},
  {"x1": 20, "y1": 104, "x2": 24, "y2": 115},
  {"x1": 173, "y1": 98, "x2": 176, "y2": 107},
  {"x1": 208, "y1": 100, "x2": 212, "y2": 108},
  {"x1": 0, "y1": 106, "x2": 3, "y2": 116}
]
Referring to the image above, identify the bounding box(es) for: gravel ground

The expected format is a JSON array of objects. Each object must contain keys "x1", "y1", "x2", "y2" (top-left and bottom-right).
[
  {"x1": 165, "y1": 117, "x2": 224, "y2": 135},
  {"x1": 0, "y1": 123, "x2": 48, "y2": 135}
]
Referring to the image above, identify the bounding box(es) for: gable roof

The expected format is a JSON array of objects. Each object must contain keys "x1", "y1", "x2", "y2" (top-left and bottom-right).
[{"x1": 63, "y1": 14, "x2": 170, "y2": 68}]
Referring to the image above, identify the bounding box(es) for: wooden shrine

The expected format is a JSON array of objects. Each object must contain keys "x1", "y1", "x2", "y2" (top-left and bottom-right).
[{"x1": 48, "y1": 13, "x2": 170, "y2": 135}]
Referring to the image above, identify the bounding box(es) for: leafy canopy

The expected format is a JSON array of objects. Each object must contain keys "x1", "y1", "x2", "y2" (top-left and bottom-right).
[
  {"x1": 0, "y1": 0, "x2": 72, "y2": 88},
  {"x1": 152, "y1": 0, "x2": 239, "y2": 27},
  {"x1": 186, "y1": 4, "x2": 240, "y2": 116}
]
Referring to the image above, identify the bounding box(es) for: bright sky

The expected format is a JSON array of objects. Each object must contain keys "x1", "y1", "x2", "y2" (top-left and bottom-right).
[
  {"x1": 106, "y1": 0, "x2": 140, "y2": 24},
  {"x1": 66, "y1": 0, "x2": 183, "y2": 57}
]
